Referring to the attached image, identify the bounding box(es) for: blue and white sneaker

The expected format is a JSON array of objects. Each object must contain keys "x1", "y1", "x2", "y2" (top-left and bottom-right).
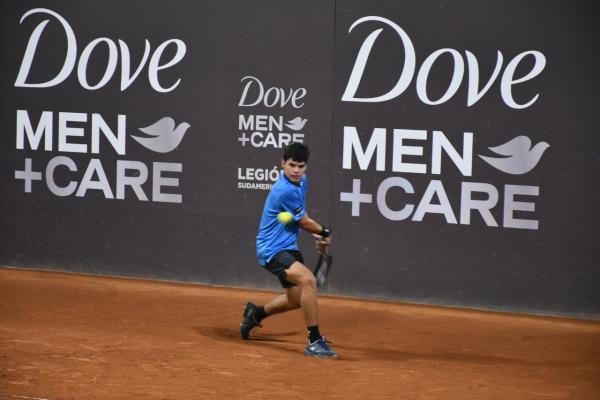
[{"x1": 304, "y1": 337, "x2": 338, "y2": 358}]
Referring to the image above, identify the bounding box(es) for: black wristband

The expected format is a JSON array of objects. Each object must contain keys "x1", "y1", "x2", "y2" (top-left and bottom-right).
[{"x1": 320, "y1": 226, "x2": 331, "y2": 238}]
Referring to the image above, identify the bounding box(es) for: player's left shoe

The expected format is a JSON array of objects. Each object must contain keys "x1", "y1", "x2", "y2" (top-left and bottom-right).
[{"x1": 240, "y1": 302, "x2": 262, "y2": 340}]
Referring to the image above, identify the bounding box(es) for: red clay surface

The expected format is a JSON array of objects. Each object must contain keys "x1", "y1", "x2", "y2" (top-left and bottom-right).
[{"x1": 1, "y1": 268, "x2": 599, "y2": 400}]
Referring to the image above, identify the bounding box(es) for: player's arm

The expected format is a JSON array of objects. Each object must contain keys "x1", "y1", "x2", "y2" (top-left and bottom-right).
[
  {"x1": 298, "y1": 213, "x2": 322, "y2": 234},
  {"x1": 280, "y1": 190, "x2": 332, "y2": 249},
  {"x1": 299, "y1": 214, "x2": 332, "y2": 252}
]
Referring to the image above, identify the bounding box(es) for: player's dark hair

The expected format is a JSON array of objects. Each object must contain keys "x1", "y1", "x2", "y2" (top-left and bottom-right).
[{"x1": 283, "y1": 142, "x2": 310, "y2": 163}]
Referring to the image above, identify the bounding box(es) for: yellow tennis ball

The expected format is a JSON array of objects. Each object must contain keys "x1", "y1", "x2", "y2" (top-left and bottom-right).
[{"x1": 277, "y1": 211, "x2": 294, "y2": 224}]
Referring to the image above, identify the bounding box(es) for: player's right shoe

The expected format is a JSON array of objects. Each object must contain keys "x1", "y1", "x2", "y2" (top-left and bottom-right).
[
  {"x1": 304, "y1": 337, "x2": 338, "y2": 358},
  {"x1": 240, "y1": 302, "x2": 262, "y2": 340}
]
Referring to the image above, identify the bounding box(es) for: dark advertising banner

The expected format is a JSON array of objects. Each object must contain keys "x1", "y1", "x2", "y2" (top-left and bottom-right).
[
  {"x1": 1, "y1": 1, "x2": 598, "y2": 316},
  {"x1": 330, "y1": 0, "x2": 599, "y2": 316},
  {"x1": 0, "y1": 0, "x2": 334, "y2": 290}
]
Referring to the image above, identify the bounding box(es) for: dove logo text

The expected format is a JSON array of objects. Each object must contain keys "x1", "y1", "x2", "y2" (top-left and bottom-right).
[
  {"x1": 237, "y1": 114, "x2": 305, "y2": 148},
  {"x1": 343, "y1": 126, "x2": 473, "y2": 176},
  {"x1": 340, "y1": 177, "x2": 540, "y2": 230},
  {"x1": 239, "y1": 115, "x2": 285, "y2": 132},
  {"x1": 15, "y1": 156, "x2": 182, "y2": 203},
  {"x1": 238, "y1": 76, "x2": 307, "y2": 108},
  {"x1": 15, "y1": 8, "x2": 187, "y2": 92},
  {"x1": 16, "y1": 110, "x2": 126, "y2": 155},
  {"x1": 14, "y1": 110, "x2": 183, "y2": 203},
  {"x1": 343, "y1": 16, "x2": 546, "y2": 109},
  {"x1": 238, "y1": 132, "x2": 305, "y2": 148},
  {"x1": 339, "y1": 125, "x2": 544, "y2": 230}
]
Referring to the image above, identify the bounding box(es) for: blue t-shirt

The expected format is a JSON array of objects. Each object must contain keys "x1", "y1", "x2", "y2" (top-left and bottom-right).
[{"x1": 256, "y1": 174, "x2": 307, "y2": 265}]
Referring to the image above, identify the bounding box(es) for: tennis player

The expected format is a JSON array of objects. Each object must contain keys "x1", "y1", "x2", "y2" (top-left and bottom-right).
[{"x1": 240, "y1": 142, "x2": 337, "y2": 358}]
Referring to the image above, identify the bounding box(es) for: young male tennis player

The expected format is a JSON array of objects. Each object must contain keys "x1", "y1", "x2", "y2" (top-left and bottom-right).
[{"x1": 240, "y1": 142, "x2": 337, "y2": 358}]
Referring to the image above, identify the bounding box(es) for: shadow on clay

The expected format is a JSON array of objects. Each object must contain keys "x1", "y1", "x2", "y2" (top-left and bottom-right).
[
  {"x1": 193, "y1": 326, "x2": 569, "y2": 366},
  {"x1": 194, "y1": 326, "x2": 299, "y2": 343},
  {"x1": 193, "y1": 326, "x2": 307, "y2": 355}
]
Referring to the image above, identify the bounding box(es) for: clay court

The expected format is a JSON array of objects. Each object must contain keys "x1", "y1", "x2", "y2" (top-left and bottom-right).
[{"x1": 1, "y1": 268, "x2": 599, "y2": 400}]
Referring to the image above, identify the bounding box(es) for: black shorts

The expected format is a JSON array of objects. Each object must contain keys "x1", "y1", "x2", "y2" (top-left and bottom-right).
[{"x1": 263, "y1": 250, "x2": 304, "y2": 288}]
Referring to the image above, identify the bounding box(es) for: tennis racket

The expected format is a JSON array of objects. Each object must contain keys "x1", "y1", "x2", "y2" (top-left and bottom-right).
[{"x1": 313, "y1": 251, "x2": 333, "y2": 287}]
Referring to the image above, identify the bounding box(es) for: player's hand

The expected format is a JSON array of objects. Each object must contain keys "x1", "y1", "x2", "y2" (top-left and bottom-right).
[{"x1": 313, "y1": 234, "x2": 331, "y2": 253}]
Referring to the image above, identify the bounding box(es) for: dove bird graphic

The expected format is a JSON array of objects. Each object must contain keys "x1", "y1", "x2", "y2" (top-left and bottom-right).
[
  {"x1": 285, "y1": 117, "x2": 307, "y2": 131},
  {"x1": 479, "y1": 135, "x2": 549, "y2": 175},
  {"x1": 132, "y1": 117, "x2": 190, "y2": 153}
]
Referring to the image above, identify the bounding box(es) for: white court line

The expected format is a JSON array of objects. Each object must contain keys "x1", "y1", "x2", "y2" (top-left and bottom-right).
[{"x1": 12, "y1": 395, "x2": 49, "y2": 400}]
